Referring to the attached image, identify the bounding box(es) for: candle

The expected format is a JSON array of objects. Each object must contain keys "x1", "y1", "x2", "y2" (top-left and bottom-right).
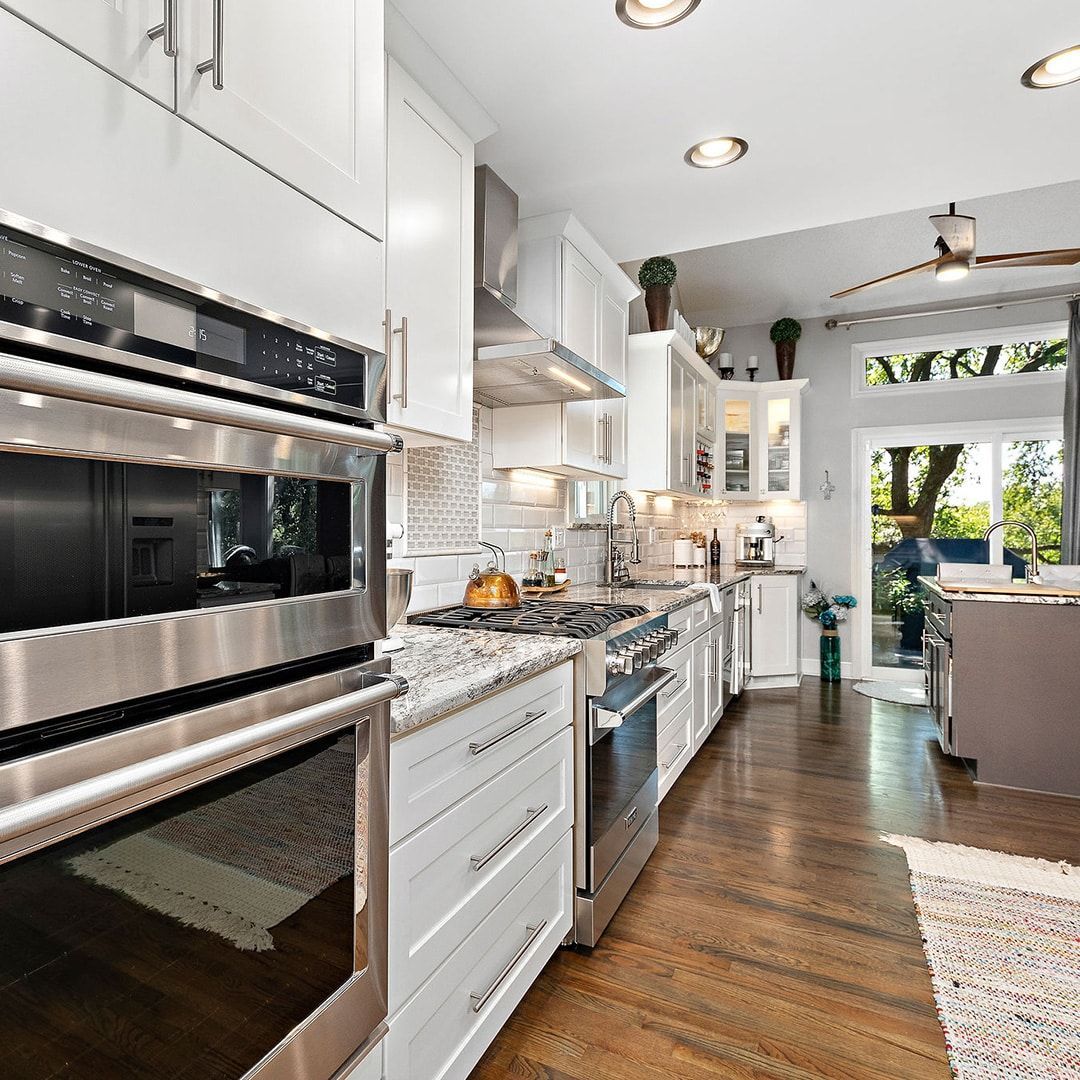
[
  {"x1": 718, "y1": 352, "x2": 734, "y2": 370},
  {"x1": 746, "y1": 354, "x2": 759, "y2": 371}
]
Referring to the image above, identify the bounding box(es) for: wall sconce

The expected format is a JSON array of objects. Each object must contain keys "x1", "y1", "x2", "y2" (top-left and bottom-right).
[{"x1": 819, "y1": 470, "x2": 836, "y2": 501}]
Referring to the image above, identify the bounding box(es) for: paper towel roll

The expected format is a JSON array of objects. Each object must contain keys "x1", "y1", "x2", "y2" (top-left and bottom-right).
[
  {"x1": 693, "y1": 546, "x2": 707, "y2": 567},
  {"x1": 674, "y1": 539, "x2": 694, "y2": 567}
]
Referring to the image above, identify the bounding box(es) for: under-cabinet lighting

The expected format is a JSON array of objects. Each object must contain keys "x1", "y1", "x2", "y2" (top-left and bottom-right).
[{"x1": 547, "y1": 365, "x2": 591, "y2": 393}]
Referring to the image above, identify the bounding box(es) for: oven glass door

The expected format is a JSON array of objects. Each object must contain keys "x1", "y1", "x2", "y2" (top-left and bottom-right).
[
  {"x1": 587, "y1": 678, "x2": 662, "y2": 891},
  {"x1": 0, "y1": 661, "x2": 392, "y2": 1080}
]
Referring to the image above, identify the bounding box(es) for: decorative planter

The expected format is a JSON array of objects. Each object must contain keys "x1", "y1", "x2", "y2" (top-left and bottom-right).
[
  {"x1": 820, "y1": 629, "x2": 841, "y2": 683},
  {"x1": 645, "y1": 283, "x2": 672, "y2": 332},
  {"x1": 775, "y1": 339, "x2": 797, "y2": 380}
]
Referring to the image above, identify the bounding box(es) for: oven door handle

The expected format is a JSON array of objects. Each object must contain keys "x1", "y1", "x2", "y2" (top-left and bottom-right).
[
  {"x1": 0, "y1": 672, "x2": 408, "y2": 851},
  {"x1": 0, "y1": 354, "x2": 404, "y2": 454},
  {"x1": 592, "y1": 666, "x2": 677, "y2": 734}
]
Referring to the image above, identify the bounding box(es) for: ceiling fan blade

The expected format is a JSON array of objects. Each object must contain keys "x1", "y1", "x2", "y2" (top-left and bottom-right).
[
  {"x1": 831, "y1": 256, "x2": 947, "y2": 300},
  {"x1": 928, "y1": 213, "x2": 976, "y2": 259},
  {"x1": 974, "y1": 248, "x2": 1080, "y2": 269}
]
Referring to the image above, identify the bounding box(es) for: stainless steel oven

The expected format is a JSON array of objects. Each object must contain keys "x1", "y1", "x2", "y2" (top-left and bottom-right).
[
  {"x1": 0, "y1": 653, "x2": 404, "y2": 1080},
  {"x1": 0, "y1": 211, "x2": 404, "y2": 1078},
  {"x1": 924, "y1": 594, "x2": 953, "y2": 754}
]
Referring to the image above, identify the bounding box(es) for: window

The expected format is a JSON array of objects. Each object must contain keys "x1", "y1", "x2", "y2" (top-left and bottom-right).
[{"x1": 854, "y1": 323, "x2": 1068, "y2": 395}]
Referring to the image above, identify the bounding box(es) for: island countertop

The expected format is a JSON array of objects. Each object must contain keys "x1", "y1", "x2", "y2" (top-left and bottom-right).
[
  {"x1": 919, "y1": 575, "x2": 1080, "y2": 606},
  {"x1": 387, "y1": 624, "x2": 580, "y2": 738}
]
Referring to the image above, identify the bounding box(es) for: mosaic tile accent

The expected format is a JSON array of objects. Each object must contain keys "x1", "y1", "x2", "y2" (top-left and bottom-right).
[{"x1": 404, "y1": 408, "x2": 481, "y2": 556}]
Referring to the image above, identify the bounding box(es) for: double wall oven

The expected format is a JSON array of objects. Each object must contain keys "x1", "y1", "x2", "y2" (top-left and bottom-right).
[{"x1": 0, "y1": 211, "x2": 404, "y2": 1080}]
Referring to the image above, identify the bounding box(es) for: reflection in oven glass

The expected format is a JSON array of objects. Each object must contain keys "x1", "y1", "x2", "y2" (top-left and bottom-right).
[
  {"x1": 0, "y1": 730, "x2": 360, "y2": 1079},
  {"x1": 0, "y1": 449, "x2": 356, "y2": 634}
]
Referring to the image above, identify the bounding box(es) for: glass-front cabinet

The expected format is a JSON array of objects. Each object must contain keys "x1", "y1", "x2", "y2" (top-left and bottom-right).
[{"x1": 718, "y1": 380, "x2": 807, "y2": 500}]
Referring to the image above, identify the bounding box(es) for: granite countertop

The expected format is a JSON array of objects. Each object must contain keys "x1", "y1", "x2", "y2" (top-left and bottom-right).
[
  {"x1": 387, "y1": 624, "x2": 580, "y2": 737},
  {"x1": 919, "y1": 575, "x2": 1080, "y2": 606}
]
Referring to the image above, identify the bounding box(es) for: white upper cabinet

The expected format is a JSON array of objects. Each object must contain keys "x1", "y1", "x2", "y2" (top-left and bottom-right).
[
  {"x1": 384, "y1": 60, "x2": 474, "y2": 442},
  {"x1": 2, "y1": 0, "x2": 178, "y2": 107},
  {"x1": 626, "y1": 331, "x2": 718, "y2": 498},
  {"x1": 718, "y1": 380, "x2": 808, "y2": 501},
  {"x1": 177, "y1": 0, "x2": 385, "y2": 237},
  {"x1": 493, "y1": 213, "x2": 637, "y2": 479}
]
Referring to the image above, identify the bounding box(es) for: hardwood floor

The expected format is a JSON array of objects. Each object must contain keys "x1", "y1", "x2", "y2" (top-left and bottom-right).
[{"x1": 469, "y1": 681, "x2": 1080, "y2": 1080}]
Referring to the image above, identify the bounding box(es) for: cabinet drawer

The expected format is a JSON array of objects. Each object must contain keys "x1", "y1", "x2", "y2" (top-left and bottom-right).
[
  {"x1": 668, "y1": 598, "x2": 710, "y2": 643},
  {"x1": 388, "y1": 728, "x2": 572, "y2": 1011},
  {"x1": 384, "y1": 831, "x2": 573, "y2": 1080},
  {"x1": 390, "y1": 661, "x2": 573, "y2": 843},
  {"x1": 656, "y1": 644, "x2": 691, "y2": 729},
  {"x1": 690, "y1": 597, "x2": 712, "y2": 635},
  {"x1": 658, "y1": 700, "x2": 693, "y2": 803}
]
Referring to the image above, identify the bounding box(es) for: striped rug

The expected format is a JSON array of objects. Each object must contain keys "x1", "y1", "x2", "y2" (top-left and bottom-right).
[{"x1": 884, "y1": 834, "x2": 1080, "y2": 1079}]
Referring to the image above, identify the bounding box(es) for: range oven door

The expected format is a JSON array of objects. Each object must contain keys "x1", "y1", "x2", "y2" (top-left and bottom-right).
[
  {"x1": 586, "y1": 666, "x2": 676, "y2": 892},
  {"x1": 0, "y1": 657, "x2": 403, "y2": 1080},
  {"x1": 0, "y1": 352, "x2": 397, "y2": 732},
  {"x1": 924, "y1": 623, "x2": 952, "y2": 754}
]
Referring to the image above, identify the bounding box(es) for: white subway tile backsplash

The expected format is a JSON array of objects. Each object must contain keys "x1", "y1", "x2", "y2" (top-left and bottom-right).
[
  {"x1": 493, "y1": 504, "x2": 524, "y2": 527},
  {"x1": 406, "y1": 584, "x2": 440, "y2": 613},
  {"x1": 413, "y1": 554, "x2": 461, "y2": 586}
]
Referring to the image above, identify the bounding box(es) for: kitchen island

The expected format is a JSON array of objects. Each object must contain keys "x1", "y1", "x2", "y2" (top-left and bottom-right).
[{"x1": 920, "y1": 576, "x2": 1080, "y2": 796}]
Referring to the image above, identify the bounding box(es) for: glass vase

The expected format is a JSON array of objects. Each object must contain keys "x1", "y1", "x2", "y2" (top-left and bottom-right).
[{"x1": 820, "y1": 629, "x2": 841, "y2": 683}]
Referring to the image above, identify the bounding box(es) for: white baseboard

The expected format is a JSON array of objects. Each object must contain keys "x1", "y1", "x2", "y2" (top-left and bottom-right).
[{"x1": 799, "y1": 658, "x2": 855, "y2": 681}]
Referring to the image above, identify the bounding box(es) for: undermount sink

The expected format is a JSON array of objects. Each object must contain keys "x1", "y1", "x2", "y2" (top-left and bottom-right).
[{"x1": 617, "y1": 580, "x2": 693, "y2": 591}]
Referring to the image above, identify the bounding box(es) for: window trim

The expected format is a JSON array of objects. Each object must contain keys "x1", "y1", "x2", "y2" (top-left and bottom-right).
[{"x1": 850, "y1": 321, "x2": 1069, "y2": 399}]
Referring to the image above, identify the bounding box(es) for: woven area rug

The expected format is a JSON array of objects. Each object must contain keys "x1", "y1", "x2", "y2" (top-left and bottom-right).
[
  {"x1": 884, "y1": 834, "x2": 1080, "y2": 1078},
  {"x1": 68, "y1": 736, "x2": 355, "y2": 952}
]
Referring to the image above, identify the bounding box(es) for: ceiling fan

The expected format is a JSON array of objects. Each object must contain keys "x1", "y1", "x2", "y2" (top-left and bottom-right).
[{"x1": 831, "y1": 202, "x2": 1080, "y2": 299}]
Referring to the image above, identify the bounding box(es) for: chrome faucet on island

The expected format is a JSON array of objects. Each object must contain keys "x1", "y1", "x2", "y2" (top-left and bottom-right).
[
  {"x1": 606, "y1": 490, "x2": 642, "y2": 586},
  {"x1": 983, "y1": 519, "x2": 1041, "y2": 584}
]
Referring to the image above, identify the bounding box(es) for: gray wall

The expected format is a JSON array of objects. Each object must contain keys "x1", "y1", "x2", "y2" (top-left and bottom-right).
[{"x1": 721, "y1": 299, "x2": 1070, "y2": 669}]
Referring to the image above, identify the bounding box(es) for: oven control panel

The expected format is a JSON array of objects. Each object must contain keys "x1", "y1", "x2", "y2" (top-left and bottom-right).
[
  {"x1": 0, "y1": 222, "x2": 371, "y2": 418},
  {"x1": 607, "y1": 626, "x2": 680, "y2": 676}
]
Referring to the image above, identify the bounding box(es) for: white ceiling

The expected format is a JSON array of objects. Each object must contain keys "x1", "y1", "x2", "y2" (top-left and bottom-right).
[
  {"x1": 624, "y1": 180, "x2": 1080, "y2": 327},
  {"x1": 392, "y1": 0, "x2": 1080, "y2": 264}
]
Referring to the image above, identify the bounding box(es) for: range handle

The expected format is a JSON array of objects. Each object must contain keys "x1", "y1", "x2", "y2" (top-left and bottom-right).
[
  {"x1": 0, "y1": 672, "x2": 407, "y2": 853},
  {"x1": 592, "y1": 666, "x2": 676, "y2": 737}
]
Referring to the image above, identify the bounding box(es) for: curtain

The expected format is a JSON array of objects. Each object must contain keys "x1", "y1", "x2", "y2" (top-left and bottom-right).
[{"x1": 1063, "y1": 298, "x2": 1080, "y2": 564}]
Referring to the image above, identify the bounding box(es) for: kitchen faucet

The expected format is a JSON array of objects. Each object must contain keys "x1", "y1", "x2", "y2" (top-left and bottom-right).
[
  {"x1": 982, "y1": 520, "x2": 1041, "y2": 584},
  {"x1": 606, "y1": 490, "x2": 641, "y2": 586}
]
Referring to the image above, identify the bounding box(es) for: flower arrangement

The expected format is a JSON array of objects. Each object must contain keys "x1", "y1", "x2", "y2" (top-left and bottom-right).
[{"x1": 801, "y1": 582, "x2": 857, "y2": 630}]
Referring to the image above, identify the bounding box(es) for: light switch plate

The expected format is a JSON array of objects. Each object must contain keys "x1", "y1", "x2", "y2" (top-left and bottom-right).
[{"x1": 552, "y1": 527, "x2": 566, "y2": 548}]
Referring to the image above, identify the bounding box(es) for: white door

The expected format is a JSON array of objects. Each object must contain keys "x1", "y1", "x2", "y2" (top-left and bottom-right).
[
  {"x1": 561, "y1": 241, "x2": 601, "y2": 367},
  {"x1": 691, "y1": 633, "x2": 711, "y2": 752},
  {"x1": 759, "y1": 391, "x2": 799, "y2": 500},
  {"x1": 177, "y1": 0, "x2": 384, "y2": 236},
  {"x1": 750, "y1": 576, "x2": 798, "y2": 677},
  {"x1": 385, "y1": 61, "x2": 473, "y2": 442},
  {"x1": 3, "y1": 0, "x2": 176, "y2": 105},
  {"x1": 563, "y1": 401, "x2": 601, "y2": 472}
]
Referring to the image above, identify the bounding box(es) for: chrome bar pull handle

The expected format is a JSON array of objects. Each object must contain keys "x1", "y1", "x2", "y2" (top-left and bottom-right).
[
  {"x1": 469, "y1": 709, "x2": 547, "y2": 755},
  {"x1": 662, "y1": 743, "x2": 688, "y2": 771},
  {"x1": 147, "y1": 0, "x2": 177, "y2": 56},
  {"x1": 470, "y1": 920, "x2": 547, "y2": 1013},
  {"x1": 757, "y1": 584, "x2": 763, "y2": 614},
  {"x1": 392, "y1": 316, "x2": 408, "y2": 408},
  {"x1": 470, "y1": 805, "x2": 548, "y2": 871},
  {"x1": 196, "y1": 0, "x2": 224, "y2": 90}
]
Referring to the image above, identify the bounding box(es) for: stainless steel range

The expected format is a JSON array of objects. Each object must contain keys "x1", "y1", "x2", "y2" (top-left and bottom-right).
[{"x1": 413, "y1": 599, "x2": 682, "y2": 946}]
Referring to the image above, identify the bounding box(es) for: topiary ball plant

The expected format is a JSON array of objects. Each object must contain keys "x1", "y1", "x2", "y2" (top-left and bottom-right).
[
  {"x1": 769, "y1": 317, "x2": 802, "y2": 344},
  {"x1": 639, "y1": 256, "x2": 677, "y2": 330},
  {"x1": 770, "y1": 317, "x2": 802, "y2": 379},
  {"x1": 638, "y1": 256, "x2": 678, "y2": 289}
]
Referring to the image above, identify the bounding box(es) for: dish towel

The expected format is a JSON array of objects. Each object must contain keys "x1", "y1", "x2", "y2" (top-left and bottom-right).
[{"x1": 686, "y1": 582, "x2": 722, "y2": 613}]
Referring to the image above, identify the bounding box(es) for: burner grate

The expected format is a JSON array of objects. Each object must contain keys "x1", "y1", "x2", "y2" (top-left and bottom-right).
[{"x1": 411, "y1": 600, "x2": 649, "y2": 639}]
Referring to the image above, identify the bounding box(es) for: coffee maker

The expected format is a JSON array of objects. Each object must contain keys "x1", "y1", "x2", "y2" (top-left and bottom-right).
[{"x1": 736, "y1": 516, "x2": 783, "y2": 567}]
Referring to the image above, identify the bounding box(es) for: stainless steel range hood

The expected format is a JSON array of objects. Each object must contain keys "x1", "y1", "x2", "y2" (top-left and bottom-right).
[{"x1": 473, "y1": 166, "x2": 626, "y2": 409}]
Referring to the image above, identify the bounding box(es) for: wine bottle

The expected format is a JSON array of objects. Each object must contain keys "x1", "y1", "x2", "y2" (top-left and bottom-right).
[{"x1": 709, "y1": 528, "x2": 721, "y2": 566}]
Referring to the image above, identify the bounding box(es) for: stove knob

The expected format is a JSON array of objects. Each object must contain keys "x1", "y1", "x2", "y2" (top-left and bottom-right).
[
  {"x1": 665, "y1": 628, "x2": 680, "y2": 648},
  {"x1": 607, "y1": 650, "x2": 635, "y2": 677},
  {"x1": 644, "y1": 636, "x2": 661, "y2": 661},
  {"x1": 629, "y1": 643, "x2": 649, "y2": 668}
]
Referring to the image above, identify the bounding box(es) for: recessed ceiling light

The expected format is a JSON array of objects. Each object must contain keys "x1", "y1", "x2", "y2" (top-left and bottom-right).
[
  {"x1": 935, "y1": 256, "x2": 971, "y2": 283},
  {"x1": 615, "y1": 0, "x2": 700, "y2": 30},
  {"x1": 1022, "y1": 45, "x2": 1080, "y2": 88},
  {"x1": 684, "y1": 137, "x2": 749, "y2": 169}
]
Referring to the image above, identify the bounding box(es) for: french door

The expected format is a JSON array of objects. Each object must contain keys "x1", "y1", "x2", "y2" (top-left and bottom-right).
[{"x1": 854, "y1": 418, "x2": 1063, "y2": 682}]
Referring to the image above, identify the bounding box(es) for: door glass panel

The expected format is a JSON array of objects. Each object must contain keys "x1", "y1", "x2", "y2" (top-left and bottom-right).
[
  {"x1": 0, "y1": 451, "x2": 355, "y2": 635},
  {"x1": 1003, "y1": 438, "x2": 1063, "y2": 564},
  {"x1": 870, "y1": 442, "x2": 992, "y2": 671},
  {"x1": 723, "y1": 399, "x2": 751, "y2": 493},
  {"x1": 0, "y1": 729, "x2": 360, "y2": 1079},
  {"x1": 766, "y1": 398, "x2": 791, "y2": 492}
]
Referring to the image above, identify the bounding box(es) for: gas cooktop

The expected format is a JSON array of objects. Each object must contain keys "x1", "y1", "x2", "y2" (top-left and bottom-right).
[{"x1": 410, "y1": 600, "x2": 649, "y2": 639}]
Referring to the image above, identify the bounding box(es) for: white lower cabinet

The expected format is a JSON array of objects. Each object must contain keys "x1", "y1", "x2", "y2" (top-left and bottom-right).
[
  {"x1": 658, "y1": 699, "x2": 693, "y2": 801},
  {"x1": 692, "y1": 632, "x2": 712, "y2": 752},
  {"x1": 342, "y1": 1042, "x2": 384, "y2": 1080},
  {"x1": 385, "y1": 661, "x2": 574, "y2": 1080},
  {"x1": 747, "y1": 575, "x2": 801, "y2": 685}
]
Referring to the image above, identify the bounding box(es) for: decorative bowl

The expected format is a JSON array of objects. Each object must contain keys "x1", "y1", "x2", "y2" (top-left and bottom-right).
[{"x1": 695, "y1": 326, "x2": 725, "y2": 360}]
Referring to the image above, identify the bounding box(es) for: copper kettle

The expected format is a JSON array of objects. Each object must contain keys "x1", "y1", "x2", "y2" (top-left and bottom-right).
[{"x1": 463, "y1": 542, "x2": 521, "y2": 609}]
